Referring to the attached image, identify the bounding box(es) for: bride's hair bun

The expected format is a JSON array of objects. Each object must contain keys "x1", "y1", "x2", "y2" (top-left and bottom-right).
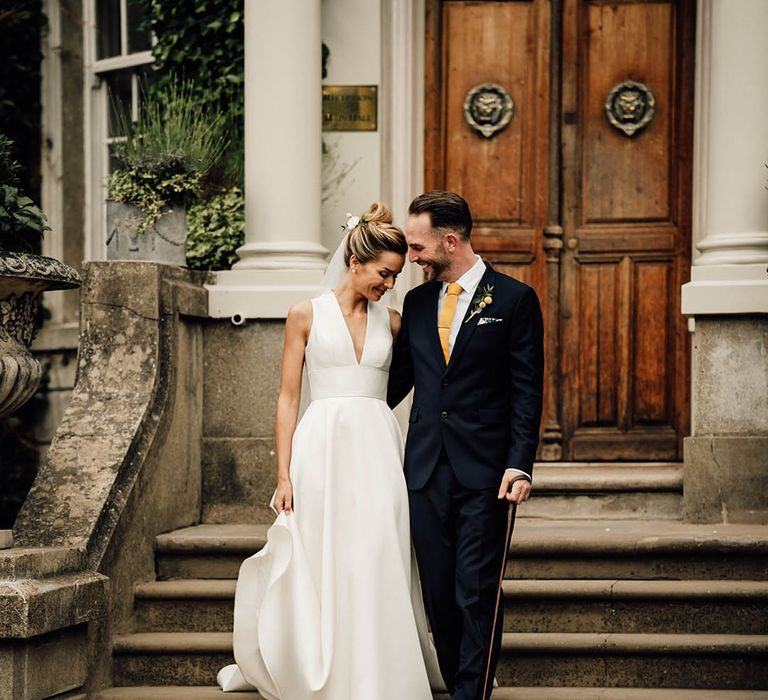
[
  {"x1": 344, "y1": 201, "x2": 407, "y2": 267},
  {"x1": 361, "y1": 201, "x2": 393, "y2": 226}
]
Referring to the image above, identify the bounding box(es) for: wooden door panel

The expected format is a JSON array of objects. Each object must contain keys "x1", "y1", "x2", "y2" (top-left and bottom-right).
[
  {"x1": 633, "y1": 260, "x2": 673, "y2": 423},
  {"x1": 561, "y1": 0, "x2": 693, "y2": 460},
  {"x1": 495, "y1": 263, "x2": 536, "y2": 289},
  {"x1": 426, "y1": 0, "x2": 556, "y2": 459},
  {"x1": 583, "y1": 2, "x2": 674, "y2": 223},
  {"x1": 428, "y1": 0, "x2": 551, "y2": 273},
  {"x1": 577, "y1": 263, "x2": 620, "y2": 427},
  {"x1": 425, "y1": 0, "x2": 693, "y2": 462},
  {"x1": 443, "y1": 2, "x2": 537, "y2": 226}
]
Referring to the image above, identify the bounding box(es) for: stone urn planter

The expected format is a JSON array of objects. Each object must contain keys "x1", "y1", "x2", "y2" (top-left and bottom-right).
[
  {"x1": 0, "y1": 251, "x2": 80, "y2": 549},
  {"x1": 0, "y1": 251, "x2": 81, "y2": 418},
  {"x1": 106, "y1": 200, "x2": 187, "y2": 266}
]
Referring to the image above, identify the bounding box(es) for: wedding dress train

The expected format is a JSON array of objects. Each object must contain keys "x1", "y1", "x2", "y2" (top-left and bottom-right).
[{"x1": 217, "y1": 291, "x2": 444, "y2": 699}]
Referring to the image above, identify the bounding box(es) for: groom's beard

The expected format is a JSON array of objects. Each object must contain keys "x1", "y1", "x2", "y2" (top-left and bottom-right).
[{"x1": 423, "y1": 256, "x2": 450, "y2": 281}]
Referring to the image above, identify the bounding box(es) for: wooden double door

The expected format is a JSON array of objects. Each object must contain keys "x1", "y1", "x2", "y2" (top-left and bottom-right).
[{"x1": 425, "y1": 0, "x2": 694, "y2": 461}]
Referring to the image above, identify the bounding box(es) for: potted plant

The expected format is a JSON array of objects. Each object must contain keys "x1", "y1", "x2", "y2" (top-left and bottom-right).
[
  {"x1": 106, "y1": 81, "x2": 227, "y2": 265},
  {"x1": 0, "y1": 132, "x2": 80, "y2": 419}
]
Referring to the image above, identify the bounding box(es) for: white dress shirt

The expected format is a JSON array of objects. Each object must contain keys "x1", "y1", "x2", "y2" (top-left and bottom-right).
[
  {"x1": 437, "y1": 255, "x2": 487, "y2": 354},
  {"x1": 437, "y1": 256, "x2": 532, "y2": 483}
]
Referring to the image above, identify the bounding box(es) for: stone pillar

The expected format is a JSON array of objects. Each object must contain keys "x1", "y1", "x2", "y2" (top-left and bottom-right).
[
  {"x1": 682, "y1": 0, "x2": 768, "y2": 314},
  {"x1": 681, "y1": 0, "x2": 768, "y2": 523},
  {"x1": 206, "y1": 0, "x2": 328, "y2": 320}
]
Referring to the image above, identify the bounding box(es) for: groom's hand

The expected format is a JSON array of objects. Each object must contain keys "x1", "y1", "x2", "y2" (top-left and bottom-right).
[{"x1": 498, "y1": 472, "x2": 531, "y2": 504}]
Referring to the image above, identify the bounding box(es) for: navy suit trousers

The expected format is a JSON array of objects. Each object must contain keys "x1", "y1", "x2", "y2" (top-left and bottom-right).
[{"x1": 409, "y1": 448, "x2": 508, "y2": 700}]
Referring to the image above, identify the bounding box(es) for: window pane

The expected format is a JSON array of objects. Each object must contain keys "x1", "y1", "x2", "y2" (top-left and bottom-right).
[
  {"x1": 96, "y1": 0, "x2": 122, "y2": 59},
  {"x1": 106, "y1": 70, "x2": 133, "y2": 137},
  {"x1": 127, "y1": 0, "x2": 151, "y2": 53}
]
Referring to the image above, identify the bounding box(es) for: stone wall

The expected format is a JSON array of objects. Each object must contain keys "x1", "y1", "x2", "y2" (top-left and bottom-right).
[
  {"x1": 201, "y1": 320, "x2": 284, "y2": 524},
  {"x1": 2, "y1": 262, "x2": 209, "y2": 698},
  {"x1": 684, "y1": 316, "x2": 768, "y2": 523}
]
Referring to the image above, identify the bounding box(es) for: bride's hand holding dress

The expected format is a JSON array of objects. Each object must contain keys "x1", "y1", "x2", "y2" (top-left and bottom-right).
[{"x1": 272, "y1": 299, "x2": 313, "y2": 514}]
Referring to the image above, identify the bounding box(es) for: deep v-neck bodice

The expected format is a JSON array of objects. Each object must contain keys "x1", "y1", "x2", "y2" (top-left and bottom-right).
[
  {"x1": 304, "y1": 292, "x2": 393, "y2": 401},
  {"x1": 330, "y1": 292, "x2": 369, "y2": 366}
]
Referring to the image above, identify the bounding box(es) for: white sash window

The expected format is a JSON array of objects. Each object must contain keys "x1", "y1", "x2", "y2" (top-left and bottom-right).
[{"x1": 84, "y1": 0, "x2": 154, "y2": 259}]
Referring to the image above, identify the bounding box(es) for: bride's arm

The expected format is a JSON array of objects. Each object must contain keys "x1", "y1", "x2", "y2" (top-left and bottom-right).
[
  {"x1": 274, "y1": 300, "x2": 312, "y2": 513},
  {"x1": 387, "y1": 302, "x2": 414, "y2": 409}
]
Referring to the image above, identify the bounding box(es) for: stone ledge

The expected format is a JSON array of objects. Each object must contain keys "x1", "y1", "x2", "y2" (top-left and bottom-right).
[
  {"x1": 0, "y1": 570, "x2": 107, "y2": 638},
  {"x1": 154, "y1": 520, "x2": 768, "y2": 557},
  {"x1": 501, "y1": 579, "x2": 768, "y2": 600},
  {"x1": 99, "y1": 689, "x2": 257, "y2": 699},
  {"x1": 0, "y1": 546, "x2": 85, "y2": 579},
  {"x1": 112, "y1": 630, "x2": 768, "y2": 656},
  {"x1": 135, "y1": 580, "x2": 235, "y2": 600},
  {"x1": 99, "y1": 688, "x2": 768, "y2": 700},
  {"x1": 532, "y1": 464, "x2": 683, "y2": 493},
  {"x1": 135, "y1": 577, "x2": 768, "y2": 603},
  {"x1": 155, "y1": 524, "x2": 269, "y2": 554}
]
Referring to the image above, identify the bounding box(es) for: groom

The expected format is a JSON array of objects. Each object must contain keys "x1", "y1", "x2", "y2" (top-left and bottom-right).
[{"x1": 388, "y1": 191, "x2": 544, "y2": 699}]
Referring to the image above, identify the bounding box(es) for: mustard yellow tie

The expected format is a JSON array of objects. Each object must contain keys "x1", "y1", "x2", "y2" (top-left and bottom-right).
[{"x1": 438, "y1": 282, "x2": 463, "y2": 363}]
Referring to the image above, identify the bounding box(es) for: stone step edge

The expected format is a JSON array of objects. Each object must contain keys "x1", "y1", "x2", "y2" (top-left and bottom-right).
[
  {"x1": 155, "y1": 529, "x2": 768, "y2": 556},
  {"x1": 156, "y1": 517, "x2": 768, "y2": 558},
  {"x1": 155, "y1": 526, "x2": 268, "y2": 554},
  {"x1": 98, "y1": 687, "x2": 768, "y2": 700},
  {"x1": 531, "y1": 465, "x2": 683, "y2": 493},
  {"x1": 134, "y1": 578, "x2": 768, "y2": 601},
  {"x1": 112, "y1": 631, "x2": 768, "y2": 656}
]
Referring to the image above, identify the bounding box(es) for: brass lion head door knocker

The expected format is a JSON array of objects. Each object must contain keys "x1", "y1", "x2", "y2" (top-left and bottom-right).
[
  {"x1": 463, "y1": 83, "x2": 514, "y2": 138},
  {"x1": 605, "y1": 80, "x2": 656, "y2": 137}
]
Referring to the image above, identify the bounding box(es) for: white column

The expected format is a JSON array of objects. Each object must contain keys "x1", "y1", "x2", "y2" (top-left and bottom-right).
[
  {"x1": 207, "y1": 0, "x2": 328, "y2": 320},
  {"x1": 380, "y1": 0, "x2": 425, "y2": 304},
  {"x1": 681, "y1": 0, "x2": 768, "y2": 315}
]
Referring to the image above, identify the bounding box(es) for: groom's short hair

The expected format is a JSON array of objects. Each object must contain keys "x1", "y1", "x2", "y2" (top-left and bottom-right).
[{"x1": 409, "y1": 190, "x2": 473, "y2": 241}]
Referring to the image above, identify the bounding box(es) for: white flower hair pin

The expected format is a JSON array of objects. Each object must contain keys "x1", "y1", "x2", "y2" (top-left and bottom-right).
[{"x1": 341, "y1": 213, "x2": 366, "y2": 232}]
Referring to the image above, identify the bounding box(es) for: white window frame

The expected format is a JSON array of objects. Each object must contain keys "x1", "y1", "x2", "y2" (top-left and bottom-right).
[{"x1": 83, "y1": 0, "x2": 154, "y2": 261}]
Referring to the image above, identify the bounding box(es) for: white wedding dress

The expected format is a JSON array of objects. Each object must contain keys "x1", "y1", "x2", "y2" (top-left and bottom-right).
[{"x1": 217, "y1": 291, "x2": 444, "y2": 699}]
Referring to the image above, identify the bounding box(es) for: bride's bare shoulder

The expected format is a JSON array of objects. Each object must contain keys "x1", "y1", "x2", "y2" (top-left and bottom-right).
[{"x1": 286, "y1": 299, "x2": 313, "y2": 335}]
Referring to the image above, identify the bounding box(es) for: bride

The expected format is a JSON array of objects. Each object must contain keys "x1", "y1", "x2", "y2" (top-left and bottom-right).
[{"x1": 217, "y1": 202, "x2": 444, "y2": 699}]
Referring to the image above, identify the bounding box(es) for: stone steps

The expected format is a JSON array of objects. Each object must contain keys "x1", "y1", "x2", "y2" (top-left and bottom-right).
[
  {"x1": 111, "y1": 631, "x2": 768, "y2": 689},
  {"x1": 134, "y1": 578, "x2": 768, "y2": 635},
  {"x1": 98, "y1": 687, "x2": 768, "y2": 699},
  {"x1": 200, "y1": 463, "x2": 686, "y2": 526},
  {"x1": 154, "y1": 520, "x2": 768, "y2": 580},
  {"x1": 155, "y1": 524, "x2": 268, "y2": 579},
  {"x1": 115, "y1": 517, "x2": 768, "y2": 694},
  {"x1": 525, "y1": 463, "x2": 684, "y2": 520}
]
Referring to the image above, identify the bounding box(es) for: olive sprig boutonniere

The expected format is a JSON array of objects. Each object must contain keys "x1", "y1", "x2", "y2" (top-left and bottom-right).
[{"x1": 465, "y1": 284, "x2": 494, "y2": 323}]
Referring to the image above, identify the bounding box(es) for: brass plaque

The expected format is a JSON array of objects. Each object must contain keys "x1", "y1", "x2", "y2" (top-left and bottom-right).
[{"x1": 322, "y1": 85, "x2": 378, "y2": 132}]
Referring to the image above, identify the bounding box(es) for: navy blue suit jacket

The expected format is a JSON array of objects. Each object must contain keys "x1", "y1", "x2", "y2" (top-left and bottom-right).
[{"x1": 387, "y1": 264, "x2": 544, "y2": 490}]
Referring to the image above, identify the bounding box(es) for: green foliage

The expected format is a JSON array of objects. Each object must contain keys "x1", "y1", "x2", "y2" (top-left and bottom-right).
[
  {"x1": 0, "y1": 2, "x2": 44, "y2": 200},
  {"x1": 108, "y1": 81, "x2": 227, "y2": 234},
  {"x1": 0, "y1": 132, "x2": 21, "y2": 184},
  {"x1": 186, "y1": 186, "x2": 244, "y2": 271},
  {"x1": 0, "y1": 185, "x2": 49, "y2": 252},
  {"x1": 137, "y1": 0, "x2": 244, "y2": 185},
  {"x1": 109, "y1": 168, "x2": 202, "y2": 235},
  {"x1": 0, "y1": 132, "x2": 48, "y2": 252}
]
